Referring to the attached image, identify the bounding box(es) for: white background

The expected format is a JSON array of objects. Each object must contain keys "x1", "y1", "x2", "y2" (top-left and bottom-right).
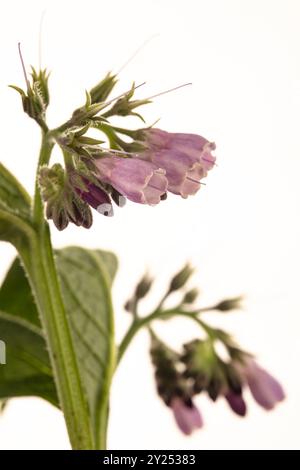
[{"x1": 0, "y1": 0, "x2": 299, "y2": 450}]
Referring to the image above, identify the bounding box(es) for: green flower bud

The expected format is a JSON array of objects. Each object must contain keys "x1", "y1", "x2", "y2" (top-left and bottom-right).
[
  {"x1": 169, "y1": 264, "x2": 194, "y2": 292},
  {"x1": 124, "y1": 299, "x2": 135, "y2": 313},
  {"x1": 103, "y1": 82, "x2": 150, "y2": 121},
  {"x1": 215, "y1": 297, "x2": 243, "y2": 312},
  {"x1": 89, "y1": 72, "x2": 118, "y2": 104},
  {"x1": 124, "y1": 274, "x2": 153, "y2": 314},
  {"x1": 135, "y1": 274, "x2": 153, "y2": 300},
  {"x1": 38, "y1": 164, "x2": 93, "y2": 231},
  {"x1": 182, "y1": 288, "x2": 199, "y2": 304},
  {"x1": 9, "y1": 66, "x2": 50, "y2": 130},
  {"x1": 31, "y1": 67, "x2": 50, "y2": 110}
]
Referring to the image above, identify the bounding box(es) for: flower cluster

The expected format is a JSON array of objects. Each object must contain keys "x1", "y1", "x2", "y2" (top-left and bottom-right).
[
  {"x1": 11, "y1": 59, "x2": 216, "y2": 230},
  {"x1": 38, "y1": 126, "x2": 215, "y2": 230},
  {"x1": 125, "y1": 266, "x2": 285, "y2": 436},
  {"x1": 11, "y1": 51, "x2": 217, "y2": 230}
]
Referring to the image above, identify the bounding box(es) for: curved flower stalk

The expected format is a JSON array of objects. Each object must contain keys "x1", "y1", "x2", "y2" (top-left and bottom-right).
[{"x1": 120, "y1": 266, "x2": 285, "y2": 435}]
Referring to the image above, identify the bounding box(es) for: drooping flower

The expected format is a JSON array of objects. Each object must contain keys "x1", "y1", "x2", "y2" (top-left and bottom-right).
[
  {"x1": 241, "y1": 359, "x2": 285, "y2": 411},
  {"x1": 94, "y1": 156, "x2": 168, "y2": 205},
  {"x1": 170, "y1": 397, "x2": 203, "y2": 435},
  {"x1": 143, "y1": 128, "x2": 216, "y2": 169},
  {"x1": 137, "y1": 128, "x2": 216, "y2": 198}
]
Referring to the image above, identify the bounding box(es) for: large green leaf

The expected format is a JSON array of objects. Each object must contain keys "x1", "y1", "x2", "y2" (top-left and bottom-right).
[
  {"x1": 0, "y1": 311, "x2": 58, "y2": 406},
  {"x1": 0, "y1": 163, "x2": 34, "y2": 253},
  {"x1": 0, "y1": 163, "x2": 31, "y2": 217},
  {"x1": 0, "y1": 257, "x2": 40, "y2": 327},
  {"x1": 55, "y1": 247, "x2": 117, "y2": 441},
  {"x1": 0, "y1": 246, "x2": 118, "y2": 444}
]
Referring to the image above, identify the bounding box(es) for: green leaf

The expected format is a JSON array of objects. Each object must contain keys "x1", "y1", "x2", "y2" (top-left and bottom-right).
[
  {"x1": 0, "y1": 163, "x2": 31, "y2": 217},
  {"x1": 0, "y1": 257, "x2": 40, "y2": 327},
  {"x1": 0, "y1": 311, "x2": 58, "y2": 406},
  {"x1": 0, "y1": 163, "x2": 34, "y2": 253},
  {"x1": 93, "y1": 249, "x2": 118, "y2": 284},
  {"x1": 0, "y1": 246, "x2": 118, "y2": 446},
  {"x1": 55, "y1": 247, "x2": 117, "y2": 444}
]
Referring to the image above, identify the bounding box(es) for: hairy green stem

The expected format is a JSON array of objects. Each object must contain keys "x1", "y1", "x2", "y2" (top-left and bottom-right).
[{"x1": 24, "y1": 132, "x2": 95, "y2": 449}]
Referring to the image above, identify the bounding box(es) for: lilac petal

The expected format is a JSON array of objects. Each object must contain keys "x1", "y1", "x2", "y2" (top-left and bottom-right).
[
  {"x1": 245, "y1": 360, "x2": 285, "y2": 411},
  {"x1": 180, "y1": 164, "x2": 207, "y2": 198},
  {"x1": 146, "y1": 129, "x2": 209, "y2": 152},
  {"x1": 172, "y1": 141, "x2": 216, "y2": 171},
  {"x1": 171, "y1": 398, "x2": 203, "y2": 435},
  {"x1": 225, "y1": 392, "x2": 247, "y2": 417},
  {"x1": 141, "y1": 129, "x2": 216, "y2": 176},
  {"x1": 138, "y1": 139, "x2": 214, "y2": 198},
  {"x1": 171, "y1": 133, "x2": 209, "y2": 150},
  {"x1": 144, "y1": 128, "x2": 171, "y2": 148},
  {"x1": 143, "y1": 171, "x2": 168, "y2": 204},
  {"x1": 149, "y1": 150, "x2": 201, "y2": 197},
  {"x1": 199, "y1": 145, "x2": 216, "y2": 171},
  {"x1": 95, "y1": 156, "x2": 167, "y2": 205},
  {"x1": 144, "y1": 129, "x2": 216, "y2": 168}
]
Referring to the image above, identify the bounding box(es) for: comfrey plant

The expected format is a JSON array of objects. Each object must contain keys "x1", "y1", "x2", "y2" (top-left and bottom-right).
[{"x1": 0, "y1": 46, "x2": 284, "y2": 449}]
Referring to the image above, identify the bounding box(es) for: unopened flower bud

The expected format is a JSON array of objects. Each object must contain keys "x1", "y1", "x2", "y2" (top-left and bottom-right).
[
  {"x1": 39, "y1": 164, "x2": 94, "y2": 230},
  {"x1": 9, "y1": 58, "x2": 50, "y2": 130},
  {"x1": 135, "y1": 274, "x2": 153, "y2": 300},
  {"x1": 103, "y1": 83, "x2": 150, "y2": 120},
  {"x1": 124, "y1": 299, "x2": 135, "y2": 313},
  {"x1": 215, "y1": 297, "x2": 243, "y2": 312},
  {"x1": 169, "y1": 264, "x2": 194, "y2": 292},
  {"x1": 73, "y1": 178, "x2": 114, "y2": 217},
  {"x1": 182, "y1": 288, "x2": 199, "y2": 304},
  {"x1": 31, "y1": 67, "x2": 50, "y2": 110},
  {"x1": 89, "y1": 72, "x2": 118, "y2": 104},
  {"x1": 124, "y1": 274, "x2": 153, "y2": 314}
]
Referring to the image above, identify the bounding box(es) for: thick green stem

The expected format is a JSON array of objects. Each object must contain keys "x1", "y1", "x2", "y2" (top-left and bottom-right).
[
  {"x1": 25, "y1": 231, "x2": 94, "y2": 449},
  {"x1": 24, "y1": 132, "x2": 95, "y2": 449}
]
